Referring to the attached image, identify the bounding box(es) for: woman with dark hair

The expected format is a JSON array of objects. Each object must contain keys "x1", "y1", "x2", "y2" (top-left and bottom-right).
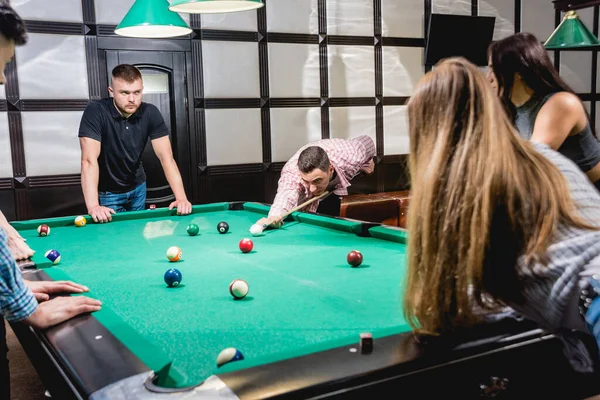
[{"x1": 487, "y1": 32, "x2": 600, "y2": 190}]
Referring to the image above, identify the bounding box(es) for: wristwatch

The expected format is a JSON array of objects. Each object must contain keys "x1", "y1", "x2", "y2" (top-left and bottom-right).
[{"x1": 579, "y1": 275, "x2": 600, "y2": 325}]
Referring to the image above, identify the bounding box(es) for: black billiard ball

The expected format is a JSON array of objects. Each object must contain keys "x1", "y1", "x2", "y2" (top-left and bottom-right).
[
  {"x1": 217, "y1": 221, "x2": 229, "y2": 234},
  {"x1": 347, "y1": 250, "x2": 363, "y2": 267}
]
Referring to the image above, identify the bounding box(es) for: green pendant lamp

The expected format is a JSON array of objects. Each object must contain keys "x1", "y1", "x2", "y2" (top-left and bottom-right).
[
  {"x1": 115, "y1": 0, "x2": 192, "y2": 38},
  {"x1": 169, "y1": 0, "x2": 264, "y2": 14},
  {"x1": 544, "y1": 10, "x2": 600, "y2": 49}
]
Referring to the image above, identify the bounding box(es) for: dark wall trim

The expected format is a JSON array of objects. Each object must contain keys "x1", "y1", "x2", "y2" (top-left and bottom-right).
[
  {"x1": 200, "y1": 30, "x2": 258, "y2": 42},
  {"x1": 97, "y1": 37, "x2": 191, "y2": 51},
  {"x1": 330, "y1": 98, "x2": 376, "y2": 107},
  {"x1": 85, "y1": 37, "x2": 103, "y2": 100},
  {"x1": 8, "y1": 112, "x2": 26, "y2": 178},
  {"x1": 0, "y1": 179, "x2": 13, "y2": 190},
  {"x1": 383, "y1": 97, "x2": 410, "y2": 106},
  {"x1": 82, "y1": 0, "x2": 96, "y2": 25},
  {"x1": 328, "y1": 36, "x2": 375, "y2": 46},
  {"x1": 19, "y1": 100, "x2": 89, "y2": 112},
  {"x1": 202, "y1": 99, "x2": 261, "y2": 109},
  {"x1": 24, "y1": 21, "x2": 86, "y2": 35},
  {"x1": 29, "y1": 175, "x2": 81, "y2": 188},
  {"x1": 207, "y1": 164, "x2": 264, "y2": 176},
  {"x1": 5, "y1": 60, "x2": 19, "y2": 101},
  {"x1": 270, "y1": 98, "x2": 320, "y2": 107},
  {"x1": 267, "y1": 33, "x2": 319, "y2": 44}
]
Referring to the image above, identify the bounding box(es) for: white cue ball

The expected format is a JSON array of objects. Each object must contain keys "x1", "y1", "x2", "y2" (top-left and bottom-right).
[
  {"x1": 249, "y1": 224, "x2": 263, "y2": 237},
  {"x1": 229, "y1": 279, "x2": 249, "y2": 300}
]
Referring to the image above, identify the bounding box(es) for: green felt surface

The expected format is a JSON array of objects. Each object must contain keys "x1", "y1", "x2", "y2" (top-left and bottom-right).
[{"x1": 14, "y1": 203, "x2": 411, "y2": 388}]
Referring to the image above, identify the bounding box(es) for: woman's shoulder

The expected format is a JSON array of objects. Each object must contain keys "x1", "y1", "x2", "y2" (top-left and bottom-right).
[{"x1": 541, "y1": 91, "x2": 585, "y2": 115}]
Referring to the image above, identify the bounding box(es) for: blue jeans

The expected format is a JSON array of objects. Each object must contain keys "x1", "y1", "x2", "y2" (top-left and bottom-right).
[{"x1": 99, "y1": 182, "x2": 147, "y2": 212}]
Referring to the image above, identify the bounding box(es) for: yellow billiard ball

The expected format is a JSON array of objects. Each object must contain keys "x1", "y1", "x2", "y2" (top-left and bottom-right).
[{"x1": 74, "y1": 216, "x2": 87, "y2": 227}]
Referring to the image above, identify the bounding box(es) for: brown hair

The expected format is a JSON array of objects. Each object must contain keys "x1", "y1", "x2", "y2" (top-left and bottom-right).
[
  {"x1": 112, "y1": 64, "x2": 142, "y2": 83},
  {"x1": 403, "y1": 57, "x2": 596, "y2": 335},
  {"x1": 297, "y1": 146, "x2": 330, "y2": 173}
]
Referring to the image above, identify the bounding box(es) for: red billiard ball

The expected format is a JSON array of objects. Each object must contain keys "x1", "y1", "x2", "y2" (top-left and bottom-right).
[
  {"x1": 347, "y1": 250, "x2": 363, "y2": 267},
  {"x1": 149, "y1": 204, "x2": 157, "y2": 210},
  {"x1": 239, "y1": 238, "x2": 253, "y2": 253}
]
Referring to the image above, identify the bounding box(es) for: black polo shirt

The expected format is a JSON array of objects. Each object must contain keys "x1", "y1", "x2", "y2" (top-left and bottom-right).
[{"x1": 78, "y1": 98, "x2": 169, "y2": 193}]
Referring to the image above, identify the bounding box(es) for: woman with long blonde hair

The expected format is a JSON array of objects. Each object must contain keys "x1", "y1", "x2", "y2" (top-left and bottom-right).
[{"x1": 403, "y1": 57, "x2": 600, "y2": 350}]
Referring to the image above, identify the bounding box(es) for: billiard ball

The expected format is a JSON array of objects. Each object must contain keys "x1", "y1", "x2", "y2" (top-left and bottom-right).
[
  {"x1": 37, "y1": 224, "x2": 50, "y2": 237},
  {"x1": 166, "y1": 246, "x2": 182, "y2": 262},
  {"x1": 216, "y1": 347, "x2": 244, "y2": 367},
  {"x1": 74, "y1": 216, "x2": 86, "y2": 227},
  {"x1": 238, "y1": 238, "x2": 253, "y2": 253},
  {"x1": 249, "y1": 223, "x2": 263, "y2": 237},
  {"x1": 149, "y1": 204, "x2": 156, "y2": 210},
  {"x1": 347, "y1": 250, "x2": 363, "y2": 267},
  {"x1": 186, "y1": 223, "x2": 199, "y2": 236},
  {"x1": 164, "y1": 268, "x2": 182, "y2": 287},
  {"x1": 217, "y1": 221, "x2": 229, "y2": 234},
  {"x1": 45, "y1": 249, "x2": 61, "y2": 265},
  {"x1": 229, "y1": 279, "x2": 249, "y2": 299}
]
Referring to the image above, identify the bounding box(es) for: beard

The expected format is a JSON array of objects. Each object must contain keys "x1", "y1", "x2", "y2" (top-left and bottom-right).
[{"x1": 114, "y1": 100, "x2": 140, "y2": 116}]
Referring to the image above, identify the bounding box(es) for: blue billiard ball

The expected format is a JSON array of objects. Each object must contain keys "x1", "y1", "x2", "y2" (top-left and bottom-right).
[
  {"x1": 164, "y1": 268, "x2": 182, "y2": 287},
  {"x1": 216, "y1": 347, "x2": 244, "y2": 367},
  {"x1": 44, "y1": 249, "x2": 61, "y2": 265}
]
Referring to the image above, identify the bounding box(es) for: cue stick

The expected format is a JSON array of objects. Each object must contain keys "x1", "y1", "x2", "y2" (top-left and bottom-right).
[{"x1": 263, "y1": 190, "x2": 331, "y2": 228}]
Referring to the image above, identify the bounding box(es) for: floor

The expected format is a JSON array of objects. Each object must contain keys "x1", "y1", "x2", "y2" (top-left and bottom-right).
[{"x1": 4, "y1": 320, "x2": 47, "y2": 400}]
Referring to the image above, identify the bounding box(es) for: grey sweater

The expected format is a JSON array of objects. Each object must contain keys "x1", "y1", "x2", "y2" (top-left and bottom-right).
[{"x1": 513, "y1": 142, "x2": 600, "y2": 334}]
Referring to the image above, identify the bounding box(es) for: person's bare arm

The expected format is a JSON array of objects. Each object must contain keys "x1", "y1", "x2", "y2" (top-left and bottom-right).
[
  {"x1": 151, "y1": 136, "x2": 192, "y2": 215},
  {"x1": 80, "y1": 137, "x2": 115, "y2": 223},
  {"x1": 531, "y1": 92, "x2": 587, "y2": 150}
]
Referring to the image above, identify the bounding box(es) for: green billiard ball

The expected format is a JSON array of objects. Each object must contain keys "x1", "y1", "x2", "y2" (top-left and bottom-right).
[{"x1": 186, "y1": 223, "x2": 200, "y2": 236}]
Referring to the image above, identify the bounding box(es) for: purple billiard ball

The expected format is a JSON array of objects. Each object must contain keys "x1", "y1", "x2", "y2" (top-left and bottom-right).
[{"x1": 45, "y1": 249, "x2": 61, "y2": 265}]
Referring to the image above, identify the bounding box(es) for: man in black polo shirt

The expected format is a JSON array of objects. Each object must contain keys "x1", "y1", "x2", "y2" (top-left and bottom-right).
[{"x1": 79, "y1": 64, "x2": 191, "y2": 223}]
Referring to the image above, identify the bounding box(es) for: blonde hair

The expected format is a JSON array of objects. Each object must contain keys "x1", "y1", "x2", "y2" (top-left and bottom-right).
[{"x1": 403, "y1": 57, "x2": 597, "y2": 335}]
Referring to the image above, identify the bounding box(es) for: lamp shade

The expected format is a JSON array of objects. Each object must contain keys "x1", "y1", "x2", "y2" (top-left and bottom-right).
[
  {"x1": 544, "y1": 10, "x2": 600, "y2": 49},
  {"x1": 115, "y1": 0, "x2": 192, "y2": 38},
  {"x1": 169, "y1": 0, "x2": 264, "y2": 14}
]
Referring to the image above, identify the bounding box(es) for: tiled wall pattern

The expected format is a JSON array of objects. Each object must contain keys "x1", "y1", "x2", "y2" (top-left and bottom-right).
[{"x1": 0, "y1": 0, "x2": 598, "y2": 218}]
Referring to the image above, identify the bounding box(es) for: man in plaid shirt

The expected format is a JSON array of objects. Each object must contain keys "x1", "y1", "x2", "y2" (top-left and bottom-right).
[
  {"x1": 256, "y1": 135, "x2": 376, "y2": 228},
  {"x1": 0, "y1": 3, "x2": 102, "y2": 398}
]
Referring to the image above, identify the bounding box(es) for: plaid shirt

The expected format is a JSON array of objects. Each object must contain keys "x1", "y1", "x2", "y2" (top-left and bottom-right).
[
  {"x1": 0, "y1": 228, "x2": 37, "y2": 322},
  {"x1": 269, "y1": 135, "x2": 376, "y2": 218}
]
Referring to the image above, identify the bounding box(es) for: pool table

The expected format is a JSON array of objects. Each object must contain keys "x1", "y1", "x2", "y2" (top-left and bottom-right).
[{"x1": 9, "y1": 202, "x2": 600, "y2": 399}]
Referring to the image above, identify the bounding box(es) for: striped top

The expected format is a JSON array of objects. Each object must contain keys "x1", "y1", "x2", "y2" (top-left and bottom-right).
[
  {"x1": 512, "y1": 142, "x2": 600, "y2": 333},
  {"x1": 0, "y1": 228, "x2": 37, "y2": 322},
  {"x1": 268, "y1": 136, "x2": 376, "y2": 218}
]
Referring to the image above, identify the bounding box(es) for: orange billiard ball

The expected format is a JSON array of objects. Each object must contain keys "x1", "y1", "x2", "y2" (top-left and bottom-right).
[{"x1": 166, "y1": 246, "x2": 182, "y2": 262}]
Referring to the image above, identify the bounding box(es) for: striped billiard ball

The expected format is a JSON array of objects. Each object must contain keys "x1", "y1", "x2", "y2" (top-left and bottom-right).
[{"x1": 37, "y1": 224, "x2": 50, "y2": 237}]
